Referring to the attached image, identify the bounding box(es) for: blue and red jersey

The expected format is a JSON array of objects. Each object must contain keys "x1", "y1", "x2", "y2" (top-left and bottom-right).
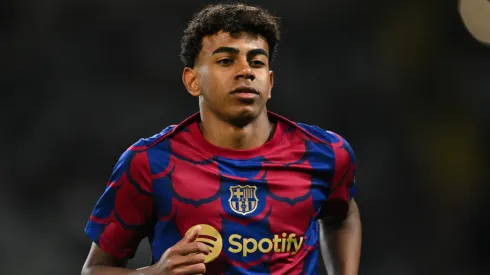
[{"x1": 85, "y1": 111, "x2": 357, "y2": 274}]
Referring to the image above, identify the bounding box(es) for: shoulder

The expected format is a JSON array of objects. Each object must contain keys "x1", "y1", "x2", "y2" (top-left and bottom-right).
[
  {"x1": 295, "y1": 122, "x2": 356, "y2": 162},
  {"x1": 296, "y1": 123, "x2": 334, "y2": 144},
  {"x1": 114, "y1": 113, "x2": 201, "y2": 177},
  {"x1": 270, "y1": 111, "x2": 340, "y2": 146},
  {"x1": 295, "y1": 123, "x2": 347, "y2": 145},
  {"x1": 106, "y1": 125, "x2": 178, "y2": 190},
  {"x1": 127, "y1": 112, "x2": 201, "y2": 151},
  {"x1": 126, "y1": 125, "x2": 178, "y2": 152},
  {"x1": 113, "y1": 125, "x2": 177, "y2": 172},
  {"x1": 269, "y1": 111, "x2": 356, "y2": 159}
]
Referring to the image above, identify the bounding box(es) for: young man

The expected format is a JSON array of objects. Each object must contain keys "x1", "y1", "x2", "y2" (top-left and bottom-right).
[{"x1": 82, "y1": 3, "x2": 361, "y2": 275}]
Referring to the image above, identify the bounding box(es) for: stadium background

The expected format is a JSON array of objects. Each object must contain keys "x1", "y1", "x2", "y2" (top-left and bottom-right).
[{"x1": 2, "y1": 0, "x2": 489, "y2": 274}]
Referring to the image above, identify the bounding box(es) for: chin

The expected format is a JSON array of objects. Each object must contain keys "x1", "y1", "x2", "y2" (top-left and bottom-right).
[{"x1": 227, "y1": 106, "x2": 262, "y2": 127}]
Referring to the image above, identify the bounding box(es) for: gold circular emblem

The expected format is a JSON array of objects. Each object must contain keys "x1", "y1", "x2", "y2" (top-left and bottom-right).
[{"x1": 185, "y1": 224, "x2": 223, "y2": 263}]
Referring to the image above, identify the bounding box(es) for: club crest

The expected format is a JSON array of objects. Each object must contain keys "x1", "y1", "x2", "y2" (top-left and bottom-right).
[{"x1": 228, "y1": 185, "x2": 258, "y2": 215}]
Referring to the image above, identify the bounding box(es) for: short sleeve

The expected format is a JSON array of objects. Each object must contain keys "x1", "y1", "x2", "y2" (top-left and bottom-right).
[
  {"x1": 322, "y1": 131, "x2": 357, "y2": 220},
  {"x1": 84, "y1": 141, "x2": 153, "y2": 259}
]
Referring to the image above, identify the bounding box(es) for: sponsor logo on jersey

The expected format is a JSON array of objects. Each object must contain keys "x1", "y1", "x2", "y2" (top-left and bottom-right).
[
  {"x1": 187, "y1": 224, "x2": 304, "y2": 263},
  {"x1": 185, "y1": 224, "x2": 223, "y2": 263}
]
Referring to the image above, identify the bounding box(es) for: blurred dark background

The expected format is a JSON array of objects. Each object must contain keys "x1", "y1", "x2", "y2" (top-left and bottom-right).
[{"x1": 2, "y1": 0, "x2": 489, "y2": 274}]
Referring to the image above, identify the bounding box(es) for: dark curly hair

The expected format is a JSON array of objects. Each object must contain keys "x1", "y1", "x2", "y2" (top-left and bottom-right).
[{"x1": 180, "y1": 3, "x2": 281, "y2": 68}]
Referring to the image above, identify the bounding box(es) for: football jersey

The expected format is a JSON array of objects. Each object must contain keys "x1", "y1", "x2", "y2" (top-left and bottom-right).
[{"x1": 85, "y1": 111, "x2": 357, "y2": 274}]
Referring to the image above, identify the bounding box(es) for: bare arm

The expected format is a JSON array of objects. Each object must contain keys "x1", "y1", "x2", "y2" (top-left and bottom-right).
[
  {"x1": 81, "y1": 226, "x2": 208, "y2": 275},
  {"x1": 81, "y1": 243, "x2": 150, "y2": 275},
  {"x1": 319, "y1": 199, "x2": 362, "y2": 275}
]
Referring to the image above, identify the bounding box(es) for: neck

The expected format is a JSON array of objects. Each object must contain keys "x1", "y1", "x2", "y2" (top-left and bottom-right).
[{"x1": 199, "y1": 109, "x2": 273, "y2": 150}]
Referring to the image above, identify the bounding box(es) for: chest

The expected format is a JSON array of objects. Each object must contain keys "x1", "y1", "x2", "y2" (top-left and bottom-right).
[{"x1": 156, "y1": 155, "x2": 329, "y2": 230}]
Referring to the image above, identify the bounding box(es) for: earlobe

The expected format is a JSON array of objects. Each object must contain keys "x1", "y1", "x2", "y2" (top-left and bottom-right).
[{"x1": 182, "y1": 67, "x2": 200, "y2": 97}]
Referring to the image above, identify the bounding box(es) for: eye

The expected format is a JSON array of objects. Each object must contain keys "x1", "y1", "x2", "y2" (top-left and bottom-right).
[
  {"x1": 250, "y1": 60, "x2": 265, "y2": 67},
  {"x1": 217, "y1": 58, "x2": 234, "y2": 66}
]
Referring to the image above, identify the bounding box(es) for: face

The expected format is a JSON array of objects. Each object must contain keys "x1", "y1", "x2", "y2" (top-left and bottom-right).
[{"x1": 183, "y1": 31, "x2": 274, "y2": 125}]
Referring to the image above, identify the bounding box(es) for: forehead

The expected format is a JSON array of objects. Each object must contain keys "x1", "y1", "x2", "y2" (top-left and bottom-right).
[{"x1": 199, "y1": 31, "x2": 270, "y2": 57}]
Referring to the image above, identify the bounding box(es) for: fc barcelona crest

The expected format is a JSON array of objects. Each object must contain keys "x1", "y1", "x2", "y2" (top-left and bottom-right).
[{"x1": 229, "y1": 185, "x2": 258, "y2": 215}]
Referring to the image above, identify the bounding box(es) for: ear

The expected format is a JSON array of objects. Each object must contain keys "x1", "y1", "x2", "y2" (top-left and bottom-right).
[
  {"x1": 268, "y1": 70, "x2": 274, "y2": 99},
  {"x1": 182, "y1": 67, "x2": 200, "y2": 97}
]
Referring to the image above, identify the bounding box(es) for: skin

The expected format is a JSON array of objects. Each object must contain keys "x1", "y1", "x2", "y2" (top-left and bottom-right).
[
  {"x1": 320, "y1": 200, "x2": 362, "y2": 275},
  {"x1": 182, "y1": 31, "x2": 275, "y2": 150},
  {"x1": 82, "y1": 31, "x2": 362, "y2": 275},
  {"x1": 81, "y1": 226, "x2": 209, "y2": 275}
]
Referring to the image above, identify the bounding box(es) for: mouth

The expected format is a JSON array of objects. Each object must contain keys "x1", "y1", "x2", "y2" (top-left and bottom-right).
[{"x1": 230, "y1": 86, "x2": 259, "y2": 95}]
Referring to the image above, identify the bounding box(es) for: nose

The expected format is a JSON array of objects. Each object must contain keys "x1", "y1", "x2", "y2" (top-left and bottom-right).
[{"x1": 235, "y1": 60, "x2": 256, "y2": 81}]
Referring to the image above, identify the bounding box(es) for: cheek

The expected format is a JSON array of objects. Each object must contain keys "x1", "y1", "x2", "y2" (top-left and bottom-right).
[
  {"x1": 258, "y1": 72, "x2": 272, "y2": 87},
  {"x1": 200, "y1": 71, "x2": 229, "y2": 97},
  {"x1": 197, "y1": 67, "x2": 209, "y2": 87},
  {"x1": 209, "y1": 72, "x2": 229, "y2": 92}
]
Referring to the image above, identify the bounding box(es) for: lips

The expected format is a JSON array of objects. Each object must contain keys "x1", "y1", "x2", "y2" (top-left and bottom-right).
[{"x1": 230, "y1": 86, "x2": 259, "y2": 95}]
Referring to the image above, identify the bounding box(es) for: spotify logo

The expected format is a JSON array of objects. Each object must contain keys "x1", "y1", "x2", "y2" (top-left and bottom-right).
[
  {"x1": 185, "y1": 224, "x2": 305, "y2": 263},
  {"x1": 186, "y1": 224, "x2": 223, "y2": 263}
]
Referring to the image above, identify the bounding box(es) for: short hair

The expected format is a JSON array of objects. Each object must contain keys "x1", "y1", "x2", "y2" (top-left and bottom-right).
[{"x1": 180, "y1": 3, "x2": 281, "y2": 68}]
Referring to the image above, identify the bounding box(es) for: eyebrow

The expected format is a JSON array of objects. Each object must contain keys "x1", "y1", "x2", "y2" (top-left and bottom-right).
[{"x1": 211, "y1": 47, "x2": 268, "y2": 59}]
